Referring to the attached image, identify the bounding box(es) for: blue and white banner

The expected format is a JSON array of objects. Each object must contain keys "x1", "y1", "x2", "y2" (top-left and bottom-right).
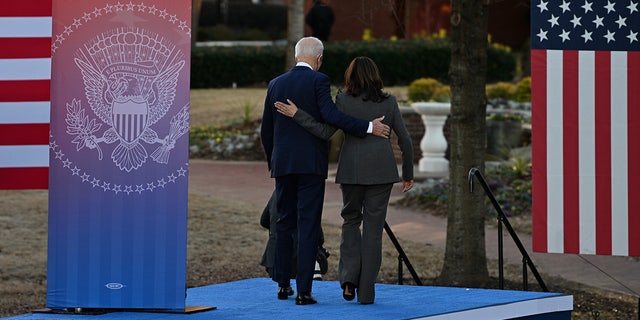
[{"x1": 47, "y1": 0, "x2": 191, "y2": 310}]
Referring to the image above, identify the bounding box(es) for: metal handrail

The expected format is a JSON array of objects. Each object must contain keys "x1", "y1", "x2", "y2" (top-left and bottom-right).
[
  {"x1": 384, "y1": 222, "x2": 423, "y2": 286},
  {"x1": 468, "y1": 167, "x2": 548, "y2": 292}
]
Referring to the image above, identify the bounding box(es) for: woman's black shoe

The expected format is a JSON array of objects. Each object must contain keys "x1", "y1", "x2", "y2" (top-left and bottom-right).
[{"x1": 342, "y1": 282, "x2": 355, "y2": 301}]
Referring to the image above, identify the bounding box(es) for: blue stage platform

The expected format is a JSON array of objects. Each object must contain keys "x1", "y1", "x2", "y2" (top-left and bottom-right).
[{"x1": 4, "y1": 278, "x2": 572, "y2": 320}]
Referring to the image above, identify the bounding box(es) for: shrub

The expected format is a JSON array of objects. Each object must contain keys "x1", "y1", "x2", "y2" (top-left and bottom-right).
[
  {"x1": 198, "y1": 25, "x2": 271, "y2": 41},
  {"x1": 407, "y1": 78, "x2": 444, "y2": 102},
  {"x1": 487, "y1": 112, "x2": 524, "y2": 122},
  {"x1": 487, "y1": 44, "x2": 517, "y2": 82},
  {"x1": 431, "y1": 85, "x2": 451, "y2": 102},
  {"x1": 399, "y1": 160, "x2": 532, "y2": 219},
  {"x1": 191, "y1": 45, "x2": 286, "y2": 88},
  {"x1": 190, "y1": 39, "x2": 516, "y2": 88},
  {"x1": 512, "y1": 77, "x2": 531, "y2": 102},
  {"x1": 189, "y1": 125, "x2": 261, "y2": 160},
  {"x1": 321, "y1": 40, "x2": 452, "y2": 86},
  {"x1": 486, "y1": 82, "x2": 515, "y2": 100}
]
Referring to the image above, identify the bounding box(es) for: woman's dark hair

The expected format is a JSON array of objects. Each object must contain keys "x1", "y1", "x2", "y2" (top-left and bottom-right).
[{"x1": 343, "y1": 56, "x2": 389, "y2": 103}]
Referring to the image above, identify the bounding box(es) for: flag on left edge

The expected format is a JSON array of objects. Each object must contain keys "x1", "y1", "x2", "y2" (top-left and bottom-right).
[{"x1": 0, "y1": 1, "x2": 52, "y2": 189}]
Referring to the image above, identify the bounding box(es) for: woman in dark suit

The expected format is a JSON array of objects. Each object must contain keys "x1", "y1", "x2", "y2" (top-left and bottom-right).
[{"x1": 275, "y1": 56, "x2": 414, "y2": 304}]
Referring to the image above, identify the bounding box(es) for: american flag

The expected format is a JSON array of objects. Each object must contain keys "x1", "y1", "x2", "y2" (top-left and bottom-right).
[
  {"x1": 0, "y1": 1, "x2": 51, "y2": 189},
  {"x1": 531, "y1": 0, "x2": 640, "y2": 256}
]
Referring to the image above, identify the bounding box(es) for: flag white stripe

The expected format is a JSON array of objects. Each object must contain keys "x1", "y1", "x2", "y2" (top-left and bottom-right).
[
  {"x1": 0, "y1": 102, "x2": 50, "y2": 124},
  {"x1": 0, "y1": 58, "x2": 51, "y2": 80},
  {"x1": 0, "y1": 10, "x2": 51, "y2": 190},
  {"x1": 610, "y1": 51, "x2": 629, "y2": 256},
  {"x1": 578, "y1": 51, "x2": 596, "y2": 254},
  {"x1": 0, "y1": 145, "x2": 49, "y2": 167},
  {"x1": 547, "y1": 50, "x2": 565, "y2": 253},
  {"x1": 0, "y1": 17, "x2": 52, "y2": 37}
]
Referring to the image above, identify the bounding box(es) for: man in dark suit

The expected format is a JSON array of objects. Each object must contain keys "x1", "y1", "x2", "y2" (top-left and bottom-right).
[{"x1": 260, "y1": 37, "x2": 389, "y2": 305}]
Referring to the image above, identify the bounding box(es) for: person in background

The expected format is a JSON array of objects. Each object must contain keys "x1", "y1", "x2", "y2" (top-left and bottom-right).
[
  {"x1": 274, "y1": 56, "x2": 414, "y2": 305},
  {"x1": 260, "y1": 37, "x2": 390, "y2": 305},
  {"x1": 305, "y1": 0, "x2": 335, "y2": 41}
]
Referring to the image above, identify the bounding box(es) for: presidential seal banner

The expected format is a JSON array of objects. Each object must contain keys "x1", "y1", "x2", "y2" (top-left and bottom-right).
[{"x1": 48, "y1": 1, "x2": 191, "y2": 310}]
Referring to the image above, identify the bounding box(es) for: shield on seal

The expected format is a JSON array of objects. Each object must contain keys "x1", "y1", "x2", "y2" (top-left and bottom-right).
[{"x1": 112, "y1": 98, "x2": 149, "y2": 143}]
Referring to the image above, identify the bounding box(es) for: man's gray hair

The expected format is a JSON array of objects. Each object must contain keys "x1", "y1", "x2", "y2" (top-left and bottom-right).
[{"x1": 294, "y1": 37, "x2": 324, "y2": 59}]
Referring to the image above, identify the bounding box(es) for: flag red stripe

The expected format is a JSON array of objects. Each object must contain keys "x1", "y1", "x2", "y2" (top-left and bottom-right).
[
  {"x1": 562, "y1": 50, "x2": 580, "y2": 254},
  {"x1": 0, "y1": 123, "x2": 49, "y2": 145},
  {"x1": 0, "y1": 1, "x2": 52, "y2": 17},
  {"x1": 0, "y1": 38, "x2": 51, "y2": 59},
  {"x1": 0, "y1": 80, "x2": 50, "y2": 102},
  {"x1": 0, "y1": 167, "x2": 48, "y2": 189},
  {"x1": 594, "y1": 51, "x2": 612, "y2": 255},
  {"x1": 531, "y1": 49, "x2": 548, "y2": 253},
  {"x1": 0, "y1": 2, "x2": 51, "y2": 191},
  {"x1": 628, "y1": 51, "x2": 640, "y2": 256}
]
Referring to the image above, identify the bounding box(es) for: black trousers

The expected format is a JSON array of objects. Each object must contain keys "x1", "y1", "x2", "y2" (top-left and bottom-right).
[{"x1": 273, "y1": 174, "x2": 325, "y2": 294}]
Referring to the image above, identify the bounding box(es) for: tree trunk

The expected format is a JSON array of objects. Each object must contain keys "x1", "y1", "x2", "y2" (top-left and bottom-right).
[
  {"x1": 191, "y1": 0, "x2": 203, "y2": 47},
  {"x1": 437, "y1": 0, "x2": 489, "y2": 288},
  {"x1": 286, "y1": 0, "x2": 305, "y2": 70}
]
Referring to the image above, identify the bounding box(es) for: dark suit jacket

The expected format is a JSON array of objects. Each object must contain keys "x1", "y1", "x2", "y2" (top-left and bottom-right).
[{"x1": 261, "y1": 66, "x2": 368, "y2": 178}]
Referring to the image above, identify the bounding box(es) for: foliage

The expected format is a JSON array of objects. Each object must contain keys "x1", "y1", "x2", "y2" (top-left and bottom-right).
[
  {"x1": 487, "y1": 112, "x2": 524, "y2": 122},
  {"x1": 321, "y1": 40, "x2": 452, "y2": 86},
  {"x1": 431, "y1": 85, "x2": 451, "y2": 102},
  {"x1": 407, "y1": 78, "x2": 444, "y2": 102},
  {"x1": 485, "y1": 77, "x2": 531, "y2": 103},
  {"x1": 399, "y1": 159, "x2": 533, "y2": 222},
  {"x1": 483, "y1": 161, "x2": 532, "y2": 217},
  {"x1": 190, "y1": 39, "x2": 516, "y2": 88},
  {"x1": 191, "y1": 45, "x2": 286, "y2": 88},
  {"x1": 486, "y1": 42, "x2": 517, "y2": 82},
  {"x1": 190, "y1": 126, "x2": 242, "y2": 146},
  {"x1": 414, "y1": 182, "x2": 449, "y2": 206},
  {"x1": 241, "y1": 100, "x2": 256, "y2": 127},
  {"x1": 486, "y1": 82, "x2": 515, "y2": 100},
  {"x1": 413, "y1": 28, "x2": 450, "y2": 41},
  {"x1": 512, "y1": 77, "x2": 532, "y2": 102},
  {"x1": 198, "y1": 24, "x2": 272, "y2": 41},
  {"x1": 189, "y1": 124, "x2": 263, "y2": 160},
  {"x1": 362, "y1": 28, "x2": 375, "y2": 41}
]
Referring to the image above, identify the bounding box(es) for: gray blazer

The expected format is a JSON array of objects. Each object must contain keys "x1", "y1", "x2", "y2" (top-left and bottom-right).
[
  {"x1": 293, "y1": 108, "x2": 337, "y2": 141},
  {"x1": 293, "y1": 93, "x2": 413, "y2": 185},
  {"x1": 334, "y1": 93, "x2": 413, "y2": 185}
]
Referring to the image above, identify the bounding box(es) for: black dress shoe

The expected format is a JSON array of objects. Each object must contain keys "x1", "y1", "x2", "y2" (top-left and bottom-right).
[
  {"x1": 277, "y1": 286, "x2": 294, "y2": 300},
  {"x1": 342, "y1": 282, "x2": 355, "y2": 301},
  {"x1": 295, "y1": 292, "x2": 317, "y2": 305}
]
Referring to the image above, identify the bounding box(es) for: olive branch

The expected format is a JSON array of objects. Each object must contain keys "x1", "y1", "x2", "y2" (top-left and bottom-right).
[{"x1": 65, "y1": 99, "x2": 104, "y2": 159}]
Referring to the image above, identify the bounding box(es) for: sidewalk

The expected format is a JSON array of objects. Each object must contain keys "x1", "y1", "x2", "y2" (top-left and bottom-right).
[{"x1": 188, "y1": 159, "x2": 640, "y2": 298}]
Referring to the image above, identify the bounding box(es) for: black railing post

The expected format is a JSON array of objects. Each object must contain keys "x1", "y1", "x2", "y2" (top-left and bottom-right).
[
  {"x1": 398, "y1": 256, "x2": 404, "y2": 285},
  {"x1": 384, "y1": 222, "x2": 423, "y2": 286},
  {"x1": 498, "y1": 217, "x2": 504, "y2": 289},
  {"x1": 468, "y1": 167, "x2": 548, "y2": 292},
  {"x1": 523, "y1": 257, "x2": 529, "y2": 291}
]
